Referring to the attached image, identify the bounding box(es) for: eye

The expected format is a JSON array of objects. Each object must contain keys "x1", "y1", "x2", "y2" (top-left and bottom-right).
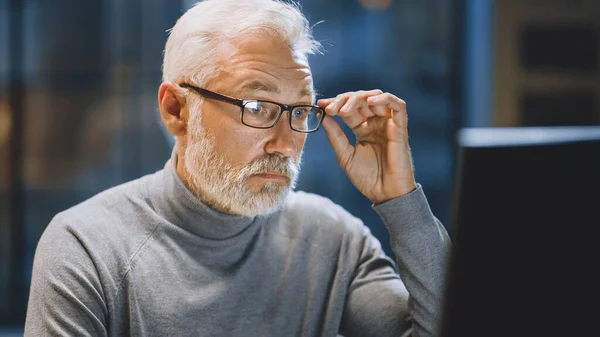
[
  {"x1": 292, "y1": 107, "x2": 309, "y2": 118},
  {"x1": 246, "y1": 101, "x2": 265, "y2": 115}
]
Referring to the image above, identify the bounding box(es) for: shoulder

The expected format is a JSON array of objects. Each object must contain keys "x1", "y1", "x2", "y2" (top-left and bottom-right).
[
  {"x1": 36, "y1": 171, "x2": 163, "y2": 282},
  {"x1": 65, "y1": 172, "x2": 156, "y2": 217},
  {"x1": 53, "y1": 171, "x2": 160, "y2": 236}
]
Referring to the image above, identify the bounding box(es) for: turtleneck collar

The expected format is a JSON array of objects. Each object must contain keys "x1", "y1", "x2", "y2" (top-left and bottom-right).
[{"x1": 152, "y1": 149, "x2": 267, "y2": 240}]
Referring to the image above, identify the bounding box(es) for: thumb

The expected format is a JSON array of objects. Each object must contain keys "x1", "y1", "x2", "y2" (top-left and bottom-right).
[{"x1": 322, "y1": 115, "x2": 354, "y2": 169}]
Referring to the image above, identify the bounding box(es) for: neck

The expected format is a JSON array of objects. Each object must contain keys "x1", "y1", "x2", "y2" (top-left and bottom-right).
[{"x1": 152, "y1": 147, "x2": 261, "y2": 241}]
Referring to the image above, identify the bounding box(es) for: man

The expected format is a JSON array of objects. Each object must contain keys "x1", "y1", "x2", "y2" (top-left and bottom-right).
[{"x1": 24, "y1": 0, "x2": 451, "y2": 336}]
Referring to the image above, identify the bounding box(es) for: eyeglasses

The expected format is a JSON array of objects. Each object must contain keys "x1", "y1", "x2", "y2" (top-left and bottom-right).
[{"x1": 179, "y1": 83, "x2": 325, "y2": 133}]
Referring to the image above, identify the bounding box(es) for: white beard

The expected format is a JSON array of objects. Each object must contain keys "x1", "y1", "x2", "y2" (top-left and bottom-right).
[{"x1": 183, "y1": 104, "x2": 302, "y2": 216}]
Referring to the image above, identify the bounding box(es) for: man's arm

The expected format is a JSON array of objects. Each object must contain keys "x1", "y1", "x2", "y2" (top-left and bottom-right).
[
  {"x1": 24, "y1": 215, "x2": 108, "y2": 337},
  {"x1": 374, "y1": 185, "x2": 451, "y2": 335},
  {"x1": 317, "y1": 89, "x2": 451, "y2": 336},
  {"x1": 338, "y1": 185, "x2": 450, "y2": 337}
]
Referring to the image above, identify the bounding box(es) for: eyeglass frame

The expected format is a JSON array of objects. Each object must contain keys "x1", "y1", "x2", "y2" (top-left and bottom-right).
[{"x1": 179, "y1": 83, "x2": 325, "y2": 133}]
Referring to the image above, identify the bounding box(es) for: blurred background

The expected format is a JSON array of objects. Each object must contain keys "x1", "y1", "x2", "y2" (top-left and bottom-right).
[{"x1": 0, "y1": 0, "x2": 598, "y2": 334}]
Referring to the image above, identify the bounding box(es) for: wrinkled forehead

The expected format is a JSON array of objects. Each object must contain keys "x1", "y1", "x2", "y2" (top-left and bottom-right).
[{"x1": 209, "y1": 35, "x2": 315, "y2": 101}]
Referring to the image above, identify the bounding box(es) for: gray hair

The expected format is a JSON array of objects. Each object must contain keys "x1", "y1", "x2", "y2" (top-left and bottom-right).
[{"x1": 162, "y1": 0, "x2": 322, "y2": 88}]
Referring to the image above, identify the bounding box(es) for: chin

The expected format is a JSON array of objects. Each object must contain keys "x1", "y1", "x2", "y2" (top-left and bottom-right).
[{"x1": 236, "y1": 184, "x2": 292, "y2": 217}]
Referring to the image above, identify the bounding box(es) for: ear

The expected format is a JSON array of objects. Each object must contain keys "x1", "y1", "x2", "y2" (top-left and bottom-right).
[{"x1": 158, "y1": 82, "x2": 188, "y2": 137}]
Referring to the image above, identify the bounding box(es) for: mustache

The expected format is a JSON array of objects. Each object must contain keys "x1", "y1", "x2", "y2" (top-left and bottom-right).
[{"x1": 239, "y1": 154, "x2": 299, "y2": 179}]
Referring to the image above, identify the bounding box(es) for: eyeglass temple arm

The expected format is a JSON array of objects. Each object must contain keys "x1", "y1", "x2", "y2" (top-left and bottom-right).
[{"x1": 179, "y1": 84, "x2": 244, "y2": 107}]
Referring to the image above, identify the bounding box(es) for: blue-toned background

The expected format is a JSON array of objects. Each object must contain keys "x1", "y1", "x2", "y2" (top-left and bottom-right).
[
  {"x1": 2, "y1": 0, "x2": 461, "y2": 330},
  {"x1": 13, "y1": 0, "x2": 600, "y2": 333}
]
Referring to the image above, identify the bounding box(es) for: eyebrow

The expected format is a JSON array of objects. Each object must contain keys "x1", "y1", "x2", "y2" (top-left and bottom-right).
[
  {"x1": 240, "y1": 80, "x2": 315, "y2": 99},
  {"x1": 240, "y1": 81, "x2": 280, "y2": 94}
]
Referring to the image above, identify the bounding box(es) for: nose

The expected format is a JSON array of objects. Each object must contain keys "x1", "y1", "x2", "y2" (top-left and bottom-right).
[{"x1": 264, "y1": 111, "x2": 298, "y2": 158}]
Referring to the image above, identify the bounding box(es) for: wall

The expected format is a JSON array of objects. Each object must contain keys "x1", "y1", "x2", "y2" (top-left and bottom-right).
[{"x1": 493, "y1": 0, "x2": 600, "y2": 127}]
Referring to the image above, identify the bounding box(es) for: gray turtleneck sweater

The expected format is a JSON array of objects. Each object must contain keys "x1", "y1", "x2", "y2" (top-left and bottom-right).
[{"x1": 24, "y1": 152, "x2": 451, "y2": 337}]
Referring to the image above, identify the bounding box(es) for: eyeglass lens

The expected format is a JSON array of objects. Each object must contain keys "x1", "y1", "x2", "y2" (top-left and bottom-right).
[{"x1": 242, "y1": 101, "x2": 324, "y2": 132}]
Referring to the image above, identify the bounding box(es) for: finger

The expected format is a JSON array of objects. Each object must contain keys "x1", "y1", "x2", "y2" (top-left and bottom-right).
[
  {"x1": 340, "y1": 92, "x2": 376, "y2": 119},
  {"x1": 366, "y1": 92, "x2": 403, "y2": 109},
  {"x1": 322, "y1": 89, "x2": 382, "y2": 109},
  {"x1": 321, "y1": 115, "x2": 354, "y2": 169},
  {"x1": 359, "y1": 104, "x2": 377, "y2": 119},
  {"x1": 346, "y1": 90, "x2": 384, "y2": 119},
  {"x1": 317, "y1": 98, "x2": 335, "y2": 108},
  {"x1": 362, "y1": 89, "x2": 385, "y2": 97},
  {"x1": 367, "y1": 104, "x2": 391, "y2": 118},
  {"x1": 339, "y1": 93, "x2": 364, "y2": 117},
  {"x1": 324, "y1": 93, "x2": 353, "y2": 116},
  {"x1": 367, "y1": 93, "x2": 407, "y2": 125},
  {"x1": 339, "y1": 94, "x2": 369, "y2": 129}
]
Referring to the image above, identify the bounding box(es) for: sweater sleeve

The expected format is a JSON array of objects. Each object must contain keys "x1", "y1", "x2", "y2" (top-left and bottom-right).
[
  {"x1": 339, "y1": 185, "x2": 451, "y2": 337},
  {"x1": 24, "y1": 215, "x2": 109, "y2": 337}
]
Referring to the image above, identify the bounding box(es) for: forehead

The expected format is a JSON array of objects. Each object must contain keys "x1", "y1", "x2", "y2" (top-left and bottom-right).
[{"x1": 209, "y1": 35, "x2": 314, "y2": 98}]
